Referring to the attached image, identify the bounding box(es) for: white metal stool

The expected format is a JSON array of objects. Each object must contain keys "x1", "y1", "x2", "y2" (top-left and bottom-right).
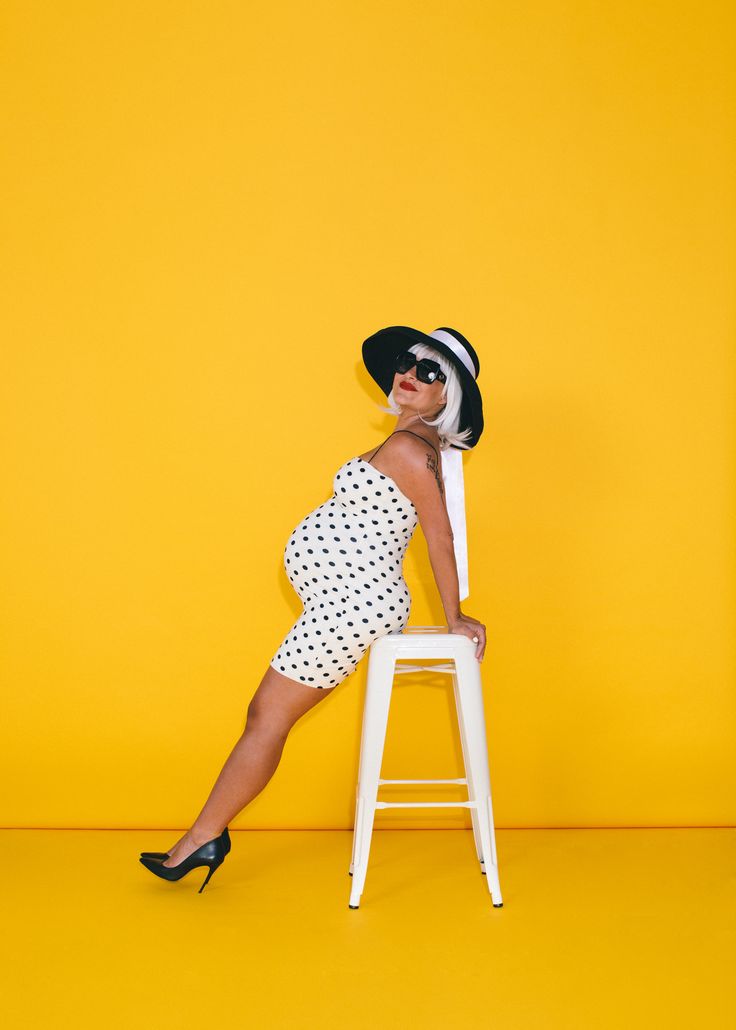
[{"x1": 348, "y1": 625, "x2": 503, "y2": 909}]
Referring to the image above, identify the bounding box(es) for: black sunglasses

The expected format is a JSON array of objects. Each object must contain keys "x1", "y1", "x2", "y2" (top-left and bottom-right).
[{"x1": 394, "y1": 349, "x2": 446, "y2": 384}]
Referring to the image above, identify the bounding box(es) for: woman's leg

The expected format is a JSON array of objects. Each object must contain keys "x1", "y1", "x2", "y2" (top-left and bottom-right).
[{"x1": 162, "y1": 666, "x2": 336, "y2": 866}]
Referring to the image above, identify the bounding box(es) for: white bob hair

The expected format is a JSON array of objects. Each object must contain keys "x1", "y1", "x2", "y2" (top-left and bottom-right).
[{"x1": 374, "y1": 341, "x2": 473, "y2": 452}]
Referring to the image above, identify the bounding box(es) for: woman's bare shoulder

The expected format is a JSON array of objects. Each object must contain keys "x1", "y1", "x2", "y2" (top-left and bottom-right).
[
  {"x1": 372, "y1": 432, "x2": 445, "y2": 503},
  {"x1": 390, "y1": 430, "x2": 440, "y2": 464}
]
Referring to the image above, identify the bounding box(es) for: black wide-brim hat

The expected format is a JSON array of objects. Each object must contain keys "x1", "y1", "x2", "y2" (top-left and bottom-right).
[{"x1": 362, "y1": 326, "x2": 484, "y2": 449}]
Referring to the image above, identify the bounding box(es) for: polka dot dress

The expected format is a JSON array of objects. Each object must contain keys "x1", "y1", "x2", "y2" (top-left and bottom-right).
[{"x1": 269, "y1": 454, "x2": 419, "y2": 688}]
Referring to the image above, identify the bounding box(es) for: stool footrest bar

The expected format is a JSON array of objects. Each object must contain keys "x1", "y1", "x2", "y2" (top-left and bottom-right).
[
  {"x1": 377, "y1": 778, "x2": 468, "y2": 785},
  {"x1": 375, "y1": 801, "x2": 475, "y2": 809},
  {"x1": 394, "y1": 664, "x2": 456, "y2": 675}
]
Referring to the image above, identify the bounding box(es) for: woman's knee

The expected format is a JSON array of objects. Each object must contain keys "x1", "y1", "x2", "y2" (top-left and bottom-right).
[
  {"x1": 245, "y1": 692, "x2": 289, "y2": 736},
  {"x1": 246, "y1": 665, "x2": 333, "y2": 731}
]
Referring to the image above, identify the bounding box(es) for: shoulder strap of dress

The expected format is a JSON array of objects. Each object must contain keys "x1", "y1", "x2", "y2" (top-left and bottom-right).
[
  {"x1": 368, "y1": 429, "x2": 440, "y2": 465},
  {"x1": 391, "y1": 429, "x2": 440, "y2": 462},
  {"x1": 368, "y1": 436, "x2": 391, "y2": 461}
]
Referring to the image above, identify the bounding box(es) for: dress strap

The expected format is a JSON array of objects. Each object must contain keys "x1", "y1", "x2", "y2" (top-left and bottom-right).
[
  {"x1": 390, "y1": 429, "x2": 440, "y2": 462},
  {"x1": 366, "y1": 429, "x2": 440, "y2": 467},
  {"x1": 367, "y1": 437, "x2": 391, "y2": 463}
]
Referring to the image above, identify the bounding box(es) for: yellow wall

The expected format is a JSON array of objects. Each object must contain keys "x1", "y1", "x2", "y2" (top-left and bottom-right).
[{"x1": 1, "y1": 1, "x2": 733, "y2": 830}]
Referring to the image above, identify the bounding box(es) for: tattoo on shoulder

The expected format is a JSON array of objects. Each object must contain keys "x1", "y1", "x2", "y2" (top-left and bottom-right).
[{"x1": 426, "y1": 452, "x2": 444, "y2": 497}]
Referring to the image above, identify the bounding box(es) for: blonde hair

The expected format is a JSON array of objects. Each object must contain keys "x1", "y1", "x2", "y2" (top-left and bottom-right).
[{"x1": 375, "y1": 342, "x2": 473, "y2": 451}]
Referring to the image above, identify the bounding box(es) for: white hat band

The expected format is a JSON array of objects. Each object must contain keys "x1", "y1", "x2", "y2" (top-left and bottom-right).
[{"x1": 428, "y1": 329, "x2": 477, "y2": 380}]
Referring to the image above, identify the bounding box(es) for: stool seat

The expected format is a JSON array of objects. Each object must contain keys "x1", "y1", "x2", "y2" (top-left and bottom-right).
[{"x1": 348, "y1": 625, "x2": 504, "y2": 909}]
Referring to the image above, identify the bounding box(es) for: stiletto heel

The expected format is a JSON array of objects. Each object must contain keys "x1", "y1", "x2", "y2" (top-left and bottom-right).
[
  {"x1": 140, "y1": 827, "x2": 231, "y2": 861},
  {"x1": 199, "y1": 864, "x2": 218, "y2": 893},
  {"x1": 138, "y1": 828, "x2": 229, "y2": 892}
]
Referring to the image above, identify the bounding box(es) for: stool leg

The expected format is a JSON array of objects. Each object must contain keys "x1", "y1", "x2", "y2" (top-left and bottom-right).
[
  {"x1": 454, "y1": 645, "x2": 504, "y2": 907},
  {"x1": 348, "y1": 789, "x2": 371, "y2": 876},
  {"x1": 451, "y1": 668, "x2": 484, "y2": 869},
  {"x1": 348, "y1": 642, "x2": 396, "y2": 909},
  {"x1": 348, "y1": 794, "x2": 363, "y2": 878}
]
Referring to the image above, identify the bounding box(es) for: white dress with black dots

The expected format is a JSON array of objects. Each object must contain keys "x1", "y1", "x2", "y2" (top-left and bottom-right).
[{"x1": 269, "y1": 439, "x2": 422, "y2": 689}]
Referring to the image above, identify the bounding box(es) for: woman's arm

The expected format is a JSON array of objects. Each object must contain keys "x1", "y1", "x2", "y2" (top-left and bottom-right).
[{"x1": 386, "y1": 436, "x2": 487, "y2": 661}]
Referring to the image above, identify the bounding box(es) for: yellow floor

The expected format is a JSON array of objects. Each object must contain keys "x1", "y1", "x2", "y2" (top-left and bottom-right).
[{"x1": 2, "y1": 828, "x2": 734, "y2": 1028}]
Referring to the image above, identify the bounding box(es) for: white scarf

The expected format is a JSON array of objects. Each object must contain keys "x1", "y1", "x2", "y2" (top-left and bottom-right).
[
  {"x1": 439, "y1": 447, "x2": 469, "y2": 601},
  {"x1": 425, "y1": 329, "x2": 476, "y2": 603}
]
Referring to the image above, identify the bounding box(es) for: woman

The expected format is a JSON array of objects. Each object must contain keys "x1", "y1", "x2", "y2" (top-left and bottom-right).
[{"x1": 139, "y1": 325, "x2": 487, "y2": 892}]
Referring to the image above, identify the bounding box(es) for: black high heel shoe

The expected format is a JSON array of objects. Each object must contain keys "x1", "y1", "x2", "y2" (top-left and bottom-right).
[
  {"x1": 139, "y1": 828, "x2": 229, "y2": 893},
  {"x1": 140, "y1": 827, "x2": 231, "y2": 861}
]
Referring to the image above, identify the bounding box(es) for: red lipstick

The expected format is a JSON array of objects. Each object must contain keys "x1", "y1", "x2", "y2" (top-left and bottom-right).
[{"x1": 399, "y1": 380, "x2": 417, "y2": 392}]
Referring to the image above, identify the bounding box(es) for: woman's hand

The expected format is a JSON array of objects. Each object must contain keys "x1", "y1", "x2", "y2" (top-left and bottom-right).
[{"x1": 448, "y1": 612, "x2": 486, "y2": 661}]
